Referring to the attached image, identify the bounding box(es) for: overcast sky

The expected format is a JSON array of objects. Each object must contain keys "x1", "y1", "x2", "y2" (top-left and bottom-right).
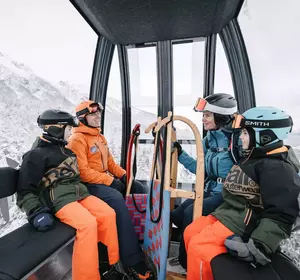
[
  {"x1": 0, "y1": 0, "x2": 97, "y2": 84},
  {"x1": 0, "y1": 0, "x2": 299, "y2": 132}
]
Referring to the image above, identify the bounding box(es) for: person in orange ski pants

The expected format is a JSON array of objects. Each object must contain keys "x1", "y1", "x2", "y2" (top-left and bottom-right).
[
  {"x1": 17, "y1": 109, "x2": 120, "y2": 280},
  {"x1": 184, "y1": 215, "x2": 233, "y2": 280},
  {"x1": 184, "y1": 107, "x2": 300, "y2": 280},
  {"x1": 55, "y1": 196, "x2": 119, "y2": 280}
]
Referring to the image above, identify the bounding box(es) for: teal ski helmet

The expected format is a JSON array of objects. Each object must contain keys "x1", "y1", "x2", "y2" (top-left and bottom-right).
[{"x1": 241, "y1": 106, "x2": 293, "y2": 147}]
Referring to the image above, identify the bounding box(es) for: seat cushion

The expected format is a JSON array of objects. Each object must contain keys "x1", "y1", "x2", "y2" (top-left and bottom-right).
[
  {"x1": 0, "y1": 221, "x2": 75, "y2": 280},
  {"x1": 0, "y1": 167, "x2": 18, "y2": 198},
  {"x1": 271, "y1": 252, "x2": 300, "y2": 280},
  {"x1": 211, "y1": 252, "x2": 300, "y2": 280}
]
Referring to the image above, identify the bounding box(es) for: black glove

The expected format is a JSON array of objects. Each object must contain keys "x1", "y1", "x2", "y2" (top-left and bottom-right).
[
  {"x1": 110, "y1": 179, "x2": 126, "y2": 194},
  {"x1": 120, "y1": 174, "x2": 127, "y2": 185},
  {"x1": 225, "y1": 235, "x2": 271, "y2": 266},
  {"x1": 28, "y1": 207, "x2": 55, "y2": 232},
  {"x1": 173, "y1": 141, "x2": 182, "y2": 155}
]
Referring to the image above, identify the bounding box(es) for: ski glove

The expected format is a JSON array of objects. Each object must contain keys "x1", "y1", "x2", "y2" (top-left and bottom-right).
[
  {"x1": 173, "y1": 141, "x2": 182, "y2": 155},
  {"x1": 225, "y1": 235, "x2": 271, "y2": 266},
  {"x1": 110, "y1": 178, "x2": 126, "y2": 194},
  {"x1": 28, "y1": 206, "x2": 54, "y2": 232},
  {"x1": 120, "y1": 174, "x2": 127, "y2": 185}
]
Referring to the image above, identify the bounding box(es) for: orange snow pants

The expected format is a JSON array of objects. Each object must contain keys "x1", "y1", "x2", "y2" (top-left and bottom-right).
[
  {"x1": 184, "y1": 215, "x2": 234, "y2": 280},
  {"x1": 56, "y1": 195, "x2": 119, "y2": 280}
]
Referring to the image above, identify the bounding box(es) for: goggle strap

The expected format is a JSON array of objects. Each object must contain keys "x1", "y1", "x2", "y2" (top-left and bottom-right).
[
  {"x1": 76, "y1": 108, "x2": 90, "y2": 117},
  {"x1": 242, "y1": 118, "x2": 292, "y2": 129}
]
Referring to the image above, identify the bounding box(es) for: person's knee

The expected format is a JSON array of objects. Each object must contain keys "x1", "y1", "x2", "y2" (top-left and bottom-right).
[
  {"x1": 106, "y1": 207, "x2": 116, "y2": 220},
  {"x1": 81, "y1": 215, "x2": 97, "y2": 231},
  {"x1": 101, "y1": 188, "x2": 127, "y2": 214},
  {"x1": 188, "y1": 237, "x2": 205, "y2": 258},
  {"x1": 109, "y1": 188, "x2": 125, "y2": 202},
  {"x1": 188, "y1": 236, "x2": 199, "y2": 248}
]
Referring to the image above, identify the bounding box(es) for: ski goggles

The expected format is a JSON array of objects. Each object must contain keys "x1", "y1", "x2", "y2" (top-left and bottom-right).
[
  {"x1": 38, "y1": 116, "x2": 79, "y2": 127},
  {"x1": 193, "y1": 98, "x2": 207, "y2": 112},
  {"x1": 232, "y1": 114, "x2": 244, "y2": 129},
  {"x1": 232, "y1": 113, "x2": 293, "y2": 132},
  {"x1": 88, "y1": 103, "x2": 103, "y2": 113},
  {"x1": 76, "y1": 102, "x2": 103, "y2": 117},
  {"x1": 194, "y1": 97, "x2": 237, "y2": 115}
]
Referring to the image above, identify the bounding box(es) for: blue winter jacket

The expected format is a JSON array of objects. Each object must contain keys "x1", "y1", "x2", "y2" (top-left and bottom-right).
[{"x1": 178, "y1": 130, "x2": 234, "y2": 198}]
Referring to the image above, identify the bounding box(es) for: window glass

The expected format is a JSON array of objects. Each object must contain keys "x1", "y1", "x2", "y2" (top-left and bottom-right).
[
  {"x1": 127, "y1": 46, "x2": 158, "y2": 180},
  {"x1": 127, "y1": 46, "x2": 158, "y2": 139},
  {"x1": 214, "y1": 35, "x2": 234, "y2": 95},
  {"x1": 0, "y1": 0, "x2": 97, "y2": 235},
  {"x1": 173, "y1": 40, "x2": 205, "y2": 183},
  {"x1": 104, "y1": 50, "x2": 122, "y2": 164}
]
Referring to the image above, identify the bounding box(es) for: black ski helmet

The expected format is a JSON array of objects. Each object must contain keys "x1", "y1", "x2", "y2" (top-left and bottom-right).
[
  {"x1": 194, "y1": 93, "x2": 238, "y2": 127},
  {"x1": 37, "y1": 109, "x2": 78, "y2": 139}
]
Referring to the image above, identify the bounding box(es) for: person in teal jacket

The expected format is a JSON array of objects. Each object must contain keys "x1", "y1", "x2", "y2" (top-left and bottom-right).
[{"x1": 170, "y1": 93, "x2": 238, "y2": 269}]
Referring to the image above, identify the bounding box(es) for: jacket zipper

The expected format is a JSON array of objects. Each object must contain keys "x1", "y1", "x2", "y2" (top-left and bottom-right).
[
  {"x1": 96, "y1": 137, "x2": 107, "y2": 171},
  {"x1": 100, "y1": 149, "x2": 106, "y2": 171},
  {"x1": 50, "y1": 188, "x2": 55, "y2": 202},
  {"x1": 208, "y1": 132, "x2": 218, "y2": 177},
  {"x1": 244, "y1": 207, "x2": 253, "y2": 225}
]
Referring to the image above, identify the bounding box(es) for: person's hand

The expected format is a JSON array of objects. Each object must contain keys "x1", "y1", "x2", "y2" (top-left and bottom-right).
[
  {"x1": 225, "y1": 235, "x2": 270, "y2": 266},
  {"x1": 173, "y1": 141, "x2": 182, "y2": 155},
  {"x1": 28, "y1": 207, "x2": 54, "y2": 232},
  {"x1": 120, "y1": 174, "x2": 127, "y2": 185},
  {"x1": 110, "y1": 179, "x2": 126, "y2": 194}
]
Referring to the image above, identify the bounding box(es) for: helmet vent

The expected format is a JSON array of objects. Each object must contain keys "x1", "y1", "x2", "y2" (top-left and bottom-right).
[{"x1": 257, "y1": 115, "x2": 263, "y2": 118}]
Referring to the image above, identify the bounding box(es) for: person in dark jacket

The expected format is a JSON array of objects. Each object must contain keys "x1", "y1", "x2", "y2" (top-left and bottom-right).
[
  {"x1": 184, "y1": 106, "x2": 300, "y2": 280},
  {"x1": 170, "y1": 93, "x2": 237, "y2": 269},
  {"x1": 17, "y1": 109, "x2": 121, "y2": 280}
]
